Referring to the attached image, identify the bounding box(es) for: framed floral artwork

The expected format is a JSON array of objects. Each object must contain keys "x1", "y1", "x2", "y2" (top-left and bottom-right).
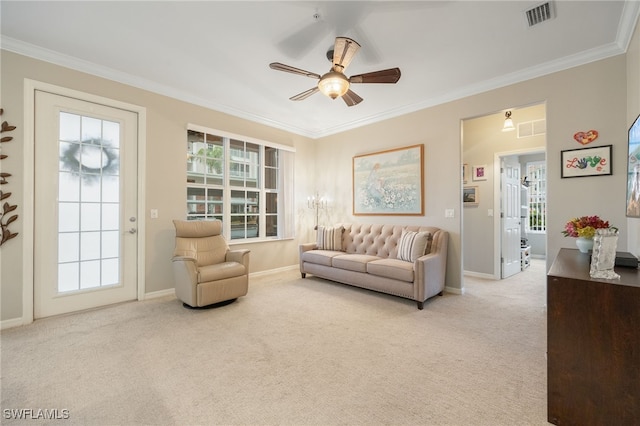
[{"x1": 353, "y1": 144, "x2": 424, "y2": 215}]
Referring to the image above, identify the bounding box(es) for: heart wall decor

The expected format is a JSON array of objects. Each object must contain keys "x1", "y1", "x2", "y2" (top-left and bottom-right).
[{"x1": 574, "y1": 130, "x2": 599, "y2": 145}]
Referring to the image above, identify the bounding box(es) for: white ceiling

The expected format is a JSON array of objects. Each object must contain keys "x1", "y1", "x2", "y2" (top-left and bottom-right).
[{"x1": 1, "y1": 1, "x2": 638, "y2": 138}]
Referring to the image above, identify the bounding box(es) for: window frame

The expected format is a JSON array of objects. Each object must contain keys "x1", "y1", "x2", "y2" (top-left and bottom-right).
[
  {"x1": 525, "y1": 160, "x2": 546, "y2": 234},
  {"x1": 186, "y1": 124, "x2": 294, "y2": 242}
]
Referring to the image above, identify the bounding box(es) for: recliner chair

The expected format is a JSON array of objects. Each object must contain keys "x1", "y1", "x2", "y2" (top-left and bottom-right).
[{"x1": 172, "y1": 219, "x2": 249, "y2": 308}]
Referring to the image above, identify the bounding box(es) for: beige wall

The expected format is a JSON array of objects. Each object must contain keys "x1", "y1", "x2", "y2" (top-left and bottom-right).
[
  {"x1": 1, "y1": 14, "x2": 637, "y2": 323},
  {"x1": 462, "y1": 104, "x2": 546, "y2": 275},
  {"x1": 0, "y1": 51, "x2": 317, "y2": 322},
  {"x1": 316, "y1": 54, "x2": 629, "y2": 289}
]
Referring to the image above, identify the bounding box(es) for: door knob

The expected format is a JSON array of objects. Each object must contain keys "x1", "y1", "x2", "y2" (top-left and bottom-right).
[{"x1": 128, "y1": 228, "x2": 137, "y2": 234}]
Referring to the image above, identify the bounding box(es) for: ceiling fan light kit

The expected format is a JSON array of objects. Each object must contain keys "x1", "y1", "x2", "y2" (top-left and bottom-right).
[
  {"x1": 318, "y1": 71, "x2": 349, "y2": 99},
  {"x1": 269, "y1": 36, "x2": 401, "y2": 107}
]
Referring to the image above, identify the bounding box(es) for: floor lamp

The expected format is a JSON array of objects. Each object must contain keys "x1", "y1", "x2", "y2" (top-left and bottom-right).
[{"x1": 307, "y1": 193, "x2": 327, "y2": 230}]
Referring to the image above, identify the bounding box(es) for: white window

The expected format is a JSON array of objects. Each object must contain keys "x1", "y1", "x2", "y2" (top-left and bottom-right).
[
  {"x1": 186, "y1": 125, "x2": 295, "y2": 241},
  {"x1": 525, "y1": 161, "x2": 546, "y2": 233}
]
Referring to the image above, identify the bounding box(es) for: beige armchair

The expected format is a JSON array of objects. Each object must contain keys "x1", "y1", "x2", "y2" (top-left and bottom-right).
[{"x1": 172, "y1": 220, "x2": 249, "y2": 308}]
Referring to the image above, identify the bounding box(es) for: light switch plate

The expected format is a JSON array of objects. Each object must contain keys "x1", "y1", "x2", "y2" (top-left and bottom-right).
[{"x1": 445, "y1": 209, "x2": 455, "y2": 218}]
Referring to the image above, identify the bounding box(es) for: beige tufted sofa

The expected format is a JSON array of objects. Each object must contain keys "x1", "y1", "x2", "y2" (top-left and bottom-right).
[{"x1": 299, "y1": 223, "x2": 448, "y2": 309}]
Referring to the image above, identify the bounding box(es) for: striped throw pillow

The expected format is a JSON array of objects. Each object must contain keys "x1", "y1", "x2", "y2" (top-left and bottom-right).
[
  {"x1": 317, "y1": 226, "x2": 344, "y2": 251},
  {"x1": 397, "y1": 230, "x2": 432, "y2": 262}
]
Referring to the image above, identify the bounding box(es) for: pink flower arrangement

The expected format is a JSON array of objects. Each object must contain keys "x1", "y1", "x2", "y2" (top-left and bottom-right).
[{"x1": 562, "y1": 215, "x2": 612, "y2": 239}]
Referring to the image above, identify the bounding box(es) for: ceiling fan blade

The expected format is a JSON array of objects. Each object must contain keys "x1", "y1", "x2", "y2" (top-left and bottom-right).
[
  {"x1": 350, "y1": 25, "x2": 381, "y2": 64},
  {"x1": 277, "y1": 19, "x2": 329, "y2": 60},
  {"x1": 269, "y1": 62, "x2": 321, "y2": 80},
  {"x1": 350, "y1": 68, "x2": 401, "y2": 84},
  {"x1": 341, "y1": 89, "x2": 363, "y2": 107},
  {"x1": 290, "y1": 87, "x2": 319, "y2": 101},
  {"x1": 332, "y1": 37, "x2": 361, "y2": 71}
]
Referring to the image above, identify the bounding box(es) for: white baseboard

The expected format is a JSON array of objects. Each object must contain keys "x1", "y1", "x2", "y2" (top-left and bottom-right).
[
  {"x1": 445, "y1": 286, "x2": 465, "y2": 295},
  {"x1": 464, "y1": 270, "x2": 496, "y2": 279},
  {"x1": 250, "y1": 264, "x2": 298, "y2": 278},
  {"x1": 1, "y1": 317, "x2": 27, "y2": 330},
  {"x1": 142, "y1": 288, "x2": 175, "y2": 300},
  {"x1": 141, "y1": 265, "x2": 299, "y2": 300}
]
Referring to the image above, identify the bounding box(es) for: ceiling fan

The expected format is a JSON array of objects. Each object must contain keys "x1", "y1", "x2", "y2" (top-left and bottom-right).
[{"x1": 269, "y1": 37, "x2": 401, "y2": 107}]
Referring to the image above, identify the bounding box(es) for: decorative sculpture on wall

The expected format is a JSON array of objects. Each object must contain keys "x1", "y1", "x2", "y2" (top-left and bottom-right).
[{"x1": 0, "y1": 108, "x2": 19, "y2": 245}]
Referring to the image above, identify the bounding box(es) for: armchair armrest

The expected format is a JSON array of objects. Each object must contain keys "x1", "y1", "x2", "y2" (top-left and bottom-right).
[
  {"x1": 226, "y1": 249, "x2": 250, "y2": 270},
  {"x1": 172, "y1": 256, "x2": 198, "y2": 283},
  {"x1": 172, "y1": 255, "x2": 199, "y2": 306}
]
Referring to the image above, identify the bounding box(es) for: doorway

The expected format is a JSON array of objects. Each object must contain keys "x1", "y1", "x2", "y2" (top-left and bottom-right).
[
  {"x1": 462, "y1": 103, "x2": 547, "y2": 280},
  {"x1": 26, "y1": 83, "x2": 146, "y2": 320},
  {"x1": 495, "y1": 149, "x2": 547, "y2": 278}
]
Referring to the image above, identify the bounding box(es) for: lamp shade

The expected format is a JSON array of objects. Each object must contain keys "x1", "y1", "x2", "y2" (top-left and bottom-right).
[
  {"x1": 318, "y1": 71, "x2": 350, "y2": 99},
  {"x1": 502, "y1": 111, "x2": 515, "y2": 132}
]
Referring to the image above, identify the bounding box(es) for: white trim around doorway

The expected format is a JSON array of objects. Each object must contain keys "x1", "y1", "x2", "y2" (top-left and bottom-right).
[{"x1": 492, "y1": 147, "x2": 545, "y2": 280}]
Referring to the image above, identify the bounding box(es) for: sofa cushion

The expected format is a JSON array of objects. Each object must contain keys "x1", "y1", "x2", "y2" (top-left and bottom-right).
[
  {"x1": 396, "y1": 230, "x2": 432, "y2": 262},
  {"x1": 332, "y1": 254, "x2": 381, "y2": 273},
  {"x1": 367, "y1": 259, "x2": 415, "y2": 283},
  {"x1": 317, "y1": 225, "x2": 344, "y2": 251},
  {"x1": 302, "y1": 250, "x2": 342, "y2": 267}
]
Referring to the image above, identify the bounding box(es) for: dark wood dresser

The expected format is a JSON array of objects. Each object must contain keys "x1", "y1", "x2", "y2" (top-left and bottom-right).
[{"x1": 547, "y1": 248, "x2": 640, "y2": 425}]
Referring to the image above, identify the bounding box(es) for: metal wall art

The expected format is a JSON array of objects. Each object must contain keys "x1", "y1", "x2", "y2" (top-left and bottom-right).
[{"x1": 0, "y1": 108, "x2": 19, "y2": 245}]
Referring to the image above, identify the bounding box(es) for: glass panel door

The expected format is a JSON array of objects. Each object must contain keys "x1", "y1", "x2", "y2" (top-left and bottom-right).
[{"x1": 34, "y1": 90, "x2": 138, "y2": 318}]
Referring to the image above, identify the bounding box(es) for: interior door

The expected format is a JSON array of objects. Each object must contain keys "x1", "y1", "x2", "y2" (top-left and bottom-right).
[
  {"x1": 501, "y1": 157, "x2": 522, "y2": 278},
  {"x1": 34, "y1": 90, "x2": 138, "y2": 318}
]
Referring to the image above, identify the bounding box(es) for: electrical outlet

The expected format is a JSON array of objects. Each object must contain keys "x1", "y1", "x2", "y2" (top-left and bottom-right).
[{"x1": 445, "y1": 209, "x2": 455, "y2": 218}]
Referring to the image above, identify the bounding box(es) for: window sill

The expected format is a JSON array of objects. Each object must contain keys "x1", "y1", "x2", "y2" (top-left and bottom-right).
[{"x1": 229, "y1": 236, "x2": 295, "y2": 246}]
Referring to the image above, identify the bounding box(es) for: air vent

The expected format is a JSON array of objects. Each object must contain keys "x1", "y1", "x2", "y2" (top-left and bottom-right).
[
  {"x1": 525, "y1": 2, "x2": 555, "y2": 27},
  {"x1": 518, "y1": 119, "x2": 546, "y2": 138}
]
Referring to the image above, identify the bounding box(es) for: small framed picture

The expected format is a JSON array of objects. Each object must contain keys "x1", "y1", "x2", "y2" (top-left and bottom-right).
[
  {"x1": 463, "y1": 186, "x2": 479, "y2": 206},
  {"x1": 472, "y1": 165, "x2": 487, "y2": 181},
  {"x1": 561, "y1": 145, "x2": 612, "y2": 178},
  {"x1": 463, "y1": 163, "x2": 470, "y2": 184}
]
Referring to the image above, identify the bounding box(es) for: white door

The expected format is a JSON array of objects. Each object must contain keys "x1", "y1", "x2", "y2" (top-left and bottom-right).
[
  {"x1": 501, "y1": 157, "x2": 522, "y2": 278},
  {"x1": 34, "y1": 91, "x2": 138, "y2": 318}
]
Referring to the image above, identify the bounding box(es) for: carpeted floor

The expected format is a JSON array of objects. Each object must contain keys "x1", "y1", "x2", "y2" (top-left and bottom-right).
[{"x1": 1, "y1": 259, "x2": 548, "y2": 425}]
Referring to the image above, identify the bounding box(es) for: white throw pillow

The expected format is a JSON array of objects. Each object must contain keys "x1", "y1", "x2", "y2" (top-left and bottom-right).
[
  {"x1": 317, "y1": 226, "x2": 344, "y2": 251},
  {"x1": 397, "y1": 230, "x2": 432, "y2": 262}
]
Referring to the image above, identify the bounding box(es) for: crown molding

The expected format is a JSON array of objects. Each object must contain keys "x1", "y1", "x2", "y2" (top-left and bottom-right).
[
  {"x1": 0, "y1": 36, "x2": 318, "y2": 139},
  {"x1": 3, "y1": 0, "x2": 638, "y2": 142}
]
